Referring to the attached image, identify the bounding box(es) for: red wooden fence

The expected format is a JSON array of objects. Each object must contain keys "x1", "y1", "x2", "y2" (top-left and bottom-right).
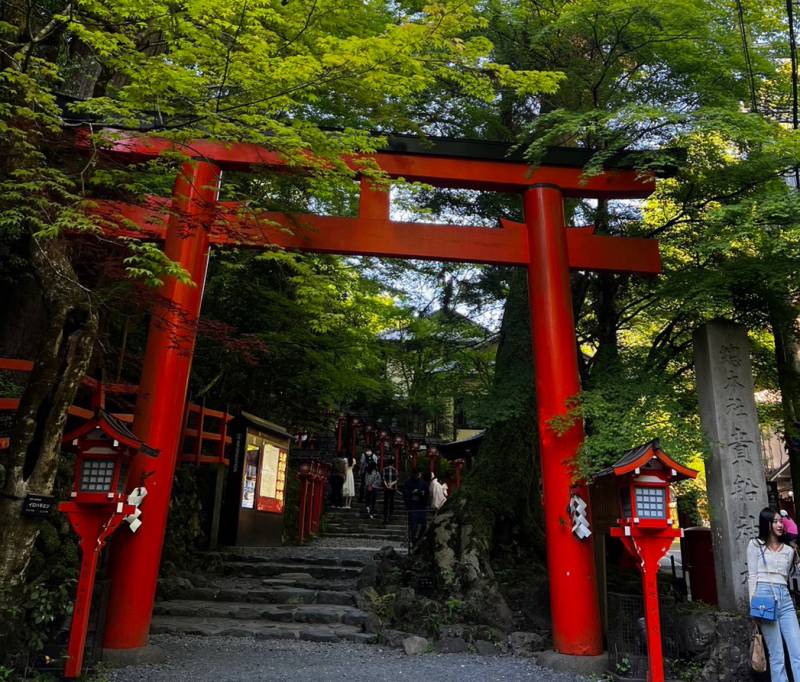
[{"x1": 0, "y1": 358, "x2": 231, "y2": 464}]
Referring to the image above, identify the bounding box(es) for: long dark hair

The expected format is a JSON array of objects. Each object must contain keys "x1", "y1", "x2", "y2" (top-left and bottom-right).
[{"x1": 757, "y1": 507, "x2": 783, "y2": 545}]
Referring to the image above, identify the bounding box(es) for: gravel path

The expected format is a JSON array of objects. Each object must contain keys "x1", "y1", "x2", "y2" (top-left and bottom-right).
[{"x1": 108, "y1": 635, "x2": 592, "y2": 682}]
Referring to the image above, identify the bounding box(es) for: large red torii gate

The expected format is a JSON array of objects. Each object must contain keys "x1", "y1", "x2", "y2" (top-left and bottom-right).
[{"x1": 90, "y1": 132, "x2": 661, "y2": 658}]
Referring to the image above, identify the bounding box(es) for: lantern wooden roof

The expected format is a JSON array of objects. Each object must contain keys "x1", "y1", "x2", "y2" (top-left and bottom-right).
[
  {"x1": 594, "y1": 439, "x2": 697, "y2": 482},
  {"x1": 62, "y1": 409, "x2": 158, "y2": 457}
]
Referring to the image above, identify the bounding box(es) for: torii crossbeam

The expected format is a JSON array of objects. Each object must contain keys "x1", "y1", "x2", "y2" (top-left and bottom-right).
[{"x1": 90, "y1": 133, "x2": 661, "y2": 659}]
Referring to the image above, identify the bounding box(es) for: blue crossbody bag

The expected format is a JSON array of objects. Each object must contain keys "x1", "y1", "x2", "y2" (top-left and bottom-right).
[
  {"x1": 750, "y1": 543, "x2": 778, "y2": 621},
  {"x1": 750, "y1": 595, "x2": 777, "y2": 621}
]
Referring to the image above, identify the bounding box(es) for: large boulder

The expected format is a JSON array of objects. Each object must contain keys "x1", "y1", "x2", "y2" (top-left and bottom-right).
[
  {"x1": 680, "y1": 611, "x2": 717, "y2": 657},
  {"x1": 699, "y1": 613, "x2": 752, "y2": 682},
  {"x1": 357, "y1": 560, "x2": 379, "y2": 589}
]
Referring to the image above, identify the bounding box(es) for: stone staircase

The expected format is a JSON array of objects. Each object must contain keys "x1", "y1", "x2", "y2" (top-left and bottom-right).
[
  {"x1": 152, "y1": 550, "x2": 377, "y2": 643},
  {"x1": 323, "y1": 474, "x2": 409, "y2": 545},
  {"x1": 151, "y1": 471, "x2": 412, "y2": 644}
]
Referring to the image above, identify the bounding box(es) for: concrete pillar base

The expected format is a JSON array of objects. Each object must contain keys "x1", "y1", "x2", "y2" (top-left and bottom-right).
[
  {"x1": 534, "y1": 650, "x2": 608, "y2": 676},
  {"x1": 102, "y1": 644, "x2": 166, "y2": 668}
]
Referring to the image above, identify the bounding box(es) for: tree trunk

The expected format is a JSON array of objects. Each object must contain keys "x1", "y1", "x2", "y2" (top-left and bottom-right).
[
  {"x1": 768, "y1": 296, "x2": 800, "y2": 503},
  {"x1": 588, "y1": 200, "x2": 620, "y2": 376},
  {"x1": 411, "y1": 267, "x2": 542, "y2": 630},
  {"x1": 0, "y1": 238, "x2": 97, "y2": 591}
]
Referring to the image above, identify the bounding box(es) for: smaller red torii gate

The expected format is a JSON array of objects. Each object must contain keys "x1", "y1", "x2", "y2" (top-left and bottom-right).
[{"x1": 86, "y1": 132, "x2": 661, "y2": 658}]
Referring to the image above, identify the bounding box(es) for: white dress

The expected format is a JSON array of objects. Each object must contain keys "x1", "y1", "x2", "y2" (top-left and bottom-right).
[
  {"x1": 430, "y1": 477, "x2": 447, "y2": 510},
  {"x1": 343, "y1": 461, "x2": 355, "y2": 498}
]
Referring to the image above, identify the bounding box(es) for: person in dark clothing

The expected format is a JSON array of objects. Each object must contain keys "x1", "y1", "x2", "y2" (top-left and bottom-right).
[
  {"x1": 382, "y1": 465, "x2": 398, "y2": 525},
  {"x1": 329, "y1": 456, "x2": 346, "y2": 507},
  {"x1": 403, "y1": 470, "x2": 428, "y2": 546},
  {"x1": 364, "y1": 462, "x2": 382, "y2": 519}
]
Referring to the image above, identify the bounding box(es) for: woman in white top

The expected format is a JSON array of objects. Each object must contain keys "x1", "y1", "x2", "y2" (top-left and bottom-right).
[
  {"x1": 429, "y1": 474, "x2": 447, "y2": 511},
  {"x1": 342, "y1": 457, "x2": 356, "y2": 509},
  {"x1": 748, "y1": 507, "x2": 800, "y2": 682}
]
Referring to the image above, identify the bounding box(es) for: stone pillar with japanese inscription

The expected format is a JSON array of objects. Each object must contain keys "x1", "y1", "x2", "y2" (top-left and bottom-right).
[{"x1": 694, "y1": 320, "x2": 768, "y2": 612}]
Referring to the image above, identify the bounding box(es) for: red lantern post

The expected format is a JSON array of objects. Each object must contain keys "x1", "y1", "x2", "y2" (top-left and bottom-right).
[
  {"x1": 296, "y1": 463, "x2": 311, "y2": 543},
  {"x1": 335, "y1": 415, "x2": 346, "y2": 453},
  {"x1": 305, "y1": 462, "x2": 317, "y2": 536},
  {"x1": 392, "y1": 435, "x2": 403, "y2": 472},
  {"x1": 453, "y1": 459, "x2": 465, "y2": 490},
  {"x1": 59, "y1": 411, "x2": 156, "y2": 678},
  {"x1": 349, "y1": 417, "x2": 361, "y2": 460},
  {"x1": 428, "y1": 446, "x2": 440, "y2": 476},
  {"x1": 596, "y1": 440, "x2": 698, "y2": 682},
  {"x1": 311, "y1": 463, "x2": 326, "y2": 534},
  {"x1": 378, "y1": 431, "x2": 389, "y2": 471},
  {"x1": 409, "y1": 439, "x2": 421, "y2": 472}
]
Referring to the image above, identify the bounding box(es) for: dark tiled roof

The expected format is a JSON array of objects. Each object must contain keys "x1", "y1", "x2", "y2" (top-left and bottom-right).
[
  {"x1": 98, "y1": 409, "x2": 158, "y2": 457},
  {"x1": 595, "y1": 439, "x2": 660, "y2": 478},
  {"x1": 100, "y1": 409, "x2": 140, "y2": 443},
  {"x1": 593, "y1": 438, "x2": 696, "y2": 482}
]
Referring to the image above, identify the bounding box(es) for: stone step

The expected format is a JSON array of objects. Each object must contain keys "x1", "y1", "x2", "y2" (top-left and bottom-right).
[
  {"x1": 323, "y1": 516, "x2": 408, "y2": 530},
  {"x1": 324, "y1": 532, "x2": 406, "y2": 541},
  {"x1": 221, "y1": 552, "x2": 365, "y2": 567},
  {"x1": 325, "y1": 509, "x2": 407, "y2": 517},
  {"x1": 150, "y1": 615, "x2": 376, "y2": 644},
  {"x1": 325, "y1": 524, "x2": 408, "y2": 536},
  {"x1": 325, "y1": 507, "x2": 408, "y2": 515},
  {"x1": 168, "y1": 585, "x2": 356, "y2": 606},
  {"x1": 259, "y1": 577, "x2": 356, "y2": 592},
  {"x1": 329, "y1": 496, "x2": 408, "y2": 505},
  {"x1": 222, "y1": 562, "x2": 361, "y2": 580},
  {"x1": 325, "y1": 522, "x2": 405, "y2": 530},
  {"x1": 154, "y1": 600, "x2": 368, "y2": 627},
  {"x1": 325, "y1": 505, "x2": 408, "y2": 519},
  {"x1": 323, "y1": 529, "x2": 405, "y2": 537},
  {"x1": 324, "y1": 523, "x2": 405, "y2": 531}
]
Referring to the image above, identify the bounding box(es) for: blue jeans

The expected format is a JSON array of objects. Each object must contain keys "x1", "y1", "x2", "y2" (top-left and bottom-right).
[{"x1": 756, "y1": 582, "x2": 800, "y2": 682}]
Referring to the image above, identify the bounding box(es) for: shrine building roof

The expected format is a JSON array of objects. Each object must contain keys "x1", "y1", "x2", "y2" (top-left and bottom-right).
[{"x1": 594, "y1": 439, "x2": 697, "y2": 482}]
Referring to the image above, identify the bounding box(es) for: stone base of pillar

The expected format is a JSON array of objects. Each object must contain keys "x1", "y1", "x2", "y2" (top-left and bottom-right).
[
  {"x1": 535, "y1": 650, "x2": 609, "y2": 676},
  {"x1": 102, "y1": 644, "x2": 166, "y2": 668}
]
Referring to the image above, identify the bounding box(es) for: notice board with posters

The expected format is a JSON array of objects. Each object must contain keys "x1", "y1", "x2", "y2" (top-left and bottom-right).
[
  {"x1": 223, "y1": 411, "x2": 291, "y2": 547},
  {"x1": 255, "y1": 441, "x2": 287, "y2": 513}
]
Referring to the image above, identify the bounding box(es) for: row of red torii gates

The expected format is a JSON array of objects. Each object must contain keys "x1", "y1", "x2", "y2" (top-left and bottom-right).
[{"x1": 84, "y1": 131, "x2": 662, "y2": 657}]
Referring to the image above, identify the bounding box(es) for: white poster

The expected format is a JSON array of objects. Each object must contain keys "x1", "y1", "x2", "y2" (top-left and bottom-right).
[{"x1": 259, "y1": 443, "x2": 280, "y2": 499}]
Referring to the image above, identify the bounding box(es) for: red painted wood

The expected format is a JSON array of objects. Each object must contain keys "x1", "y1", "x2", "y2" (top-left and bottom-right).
[
  {"x1": 177, "y1": 454, "x2": 230, "y2": 465},
  {"x1": 525, "y1": 185, "x2": 603, "y2": 655},
  {"x1": 610, "y1": 526, "x2": 680, "y2": 682},
  {"x1": 86, "y1": 131, "x2": 654, "y2": 197},
  {"x1": 89, "y1": 199, "x2": 660, "y2": 273},
  {"x1": 90, "y1": 198, "x2": 528, "y2": 264},
  {"x1": 181, "y1": 428, "x2": 232, "y2": 443},
  {"x1": 103, "y1": 161, "x2": 221, "y2": 650},
  {"x1": 60, "y1": 502, "x2": 133, "y2": 678},
  {"x1": 0, "y1": 398, "x2": 18, "y2": 411},
  {"x1": 500, "y1": 219, "x2": 660, "y2": 274},
  {"x1": 0, "y1": 358, "x2": 33, "y2": 371}
]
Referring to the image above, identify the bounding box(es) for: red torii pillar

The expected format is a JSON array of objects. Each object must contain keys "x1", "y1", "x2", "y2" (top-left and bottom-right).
[
  {"x1": 526, "y1": 185, "x2": 601, "y2": 654},
  {"x1": 103, "y1": 161, "x2": 221, "y2": 650}
]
